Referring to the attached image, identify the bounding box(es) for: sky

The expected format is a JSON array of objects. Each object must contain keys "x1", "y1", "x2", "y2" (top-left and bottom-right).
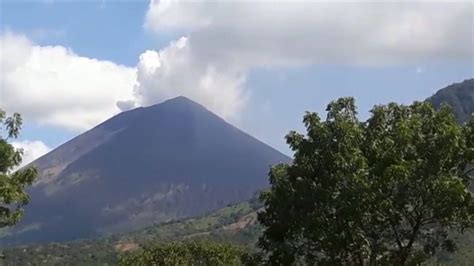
[{"x1": 1, "y1": 0, "x2": 473, "y2": 167}]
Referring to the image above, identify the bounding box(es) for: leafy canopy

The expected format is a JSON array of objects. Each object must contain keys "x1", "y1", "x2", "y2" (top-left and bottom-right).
[
  {"x1": 0, "y1": 110, "x2": 37, "y2": 228},
  {"x1": 258, "y1": 98, "x2": 474, "y2": 265}
]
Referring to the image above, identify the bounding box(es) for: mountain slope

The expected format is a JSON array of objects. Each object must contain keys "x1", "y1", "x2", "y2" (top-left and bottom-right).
[
  {"x1": 427, "y1": 78, "x2": 474, "y2": 123},
  {"x1": 3, "y1": 80, "x2": 473, "y2": 263},
  {"x1": 1, "y1": 96, "x2": 289, "y2": 245}
]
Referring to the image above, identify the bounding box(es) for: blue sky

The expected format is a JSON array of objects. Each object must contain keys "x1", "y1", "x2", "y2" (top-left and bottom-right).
[
  {"x1": 3, "y1": 1, "x2": 154, "y2": 64},
  {"x1": 1, "y1": 1, "x2": 473, "y2": 163}
]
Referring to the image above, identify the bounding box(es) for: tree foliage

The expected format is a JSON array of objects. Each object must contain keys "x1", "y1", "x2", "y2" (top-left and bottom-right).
[
  {"x1": 118, "y1": 240, "x2": 246, "y2": 266},
  {"x1": 258, "y1": 98, "x2": 474, "y2": 265},
  {"x1": 0, "y1": 110, "x2": 36, "y2": 228}
]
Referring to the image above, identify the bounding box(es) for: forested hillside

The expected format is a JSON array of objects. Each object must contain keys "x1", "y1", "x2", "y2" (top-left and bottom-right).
[{"x1": 2, "y1": 199, "x2": 263, "y2": 265}]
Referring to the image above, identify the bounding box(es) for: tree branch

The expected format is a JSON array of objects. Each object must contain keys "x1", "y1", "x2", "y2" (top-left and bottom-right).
[
  {"x1": 390, "y1": 221, "x2": 403, "y2": 250},
  {"x1": 465, "y1": 167, "x2": 474, "y2": 176}
]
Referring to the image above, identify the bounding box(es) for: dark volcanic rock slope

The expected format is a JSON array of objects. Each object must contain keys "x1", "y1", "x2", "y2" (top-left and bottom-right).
[
  {"x1": 427, "y1": 78, "x2": 474, "y2": 123},
  {"x1": 3, "y1": 97, "x2": 289, "y2": 245}
]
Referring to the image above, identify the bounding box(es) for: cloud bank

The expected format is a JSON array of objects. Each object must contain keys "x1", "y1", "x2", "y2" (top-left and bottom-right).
[
  {"x1": 145, "y1": 1, "x2": 473, "y2": 66},
  {"x1": 2, "y1": 1, "x2": 473, "y2": 131},
  {"x1": 0, "y1": 31, "x2": 136, "y2": 131},
  {"x1": 130, "y1": 0, "x2": 473, "y2": 119}
]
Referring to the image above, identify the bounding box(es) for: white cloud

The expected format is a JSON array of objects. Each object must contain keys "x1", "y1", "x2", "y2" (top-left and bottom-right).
[
  {"x1": 145, "y1": 1, "x2": 472, "y2": 66},
  {"x1": 11, "y1": 140, "x2": 51, "y2": 170},
  {"x1": 133, "y1": 37, "x2": 247, "y2": 120},
  {"x1": 2, "y1": 2, "x2": 473, "y2": 134},
  {"x1": 116, "y1": 100, "x2": 138, "y2": 112},
  {"x1": 134, "y1": 1, "x2": 473, "y2": 120},
  {"x1": 0, "y1": 31, "x2": 136, "y2": 131},
  {"x1": 145, "y1": 0, "x2": 211, "y2": 32}
]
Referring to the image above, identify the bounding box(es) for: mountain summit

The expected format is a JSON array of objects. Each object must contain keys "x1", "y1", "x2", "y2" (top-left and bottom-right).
[{"x1": 3, "y1": 97, "x2": 289, "y2": 245}]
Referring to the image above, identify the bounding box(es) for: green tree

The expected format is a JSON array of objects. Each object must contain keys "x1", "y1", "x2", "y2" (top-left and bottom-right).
[
  {"x1": 0, "y1": 110, "x2": 37, "y2": 227},
  {"x1": 119, "y1": 240, "x2": 246, "y2": 266},
  {"x1": 258, "y1": 98, "x2": 474, "y2": 265}
]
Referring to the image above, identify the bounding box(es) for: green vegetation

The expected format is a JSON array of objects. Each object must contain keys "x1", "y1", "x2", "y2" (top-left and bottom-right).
[
  {"x1": 5, "y1": 198, "x2": 474, "y2": 265},
  {"x1": 258, "y1": 98, "x2": 474, "y2": 265},
  {"x1": 2, "y1": 201, "x2": 262, "y2": 265},
  {"x1": 2, "y1": 89, "x2": 474, "y2": 265},
  {"x1": 119, "y1": 241, "x2": 245, "y2": 266},
  {"x1": 0, "y1": 110, "x2": 36, "y2": 228}
]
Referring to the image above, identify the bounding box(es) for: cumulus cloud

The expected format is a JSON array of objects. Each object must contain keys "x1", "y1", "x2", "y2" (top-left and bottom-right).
[
  {"x1": 0, "y1": 31, "x2": 136, "y2": 131},
  {"x1": 133, "y1": 37, "x2": 247, "y2": 119},
  {"x1": 116, "y1": 100, "x2": 138, "y2": 112},
  {"x1": 11, "y1": 140, "x2": 51, "y2": 170},
  {"x1": 131, "y1": 0, "x2": 473, "y2": 120}
]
